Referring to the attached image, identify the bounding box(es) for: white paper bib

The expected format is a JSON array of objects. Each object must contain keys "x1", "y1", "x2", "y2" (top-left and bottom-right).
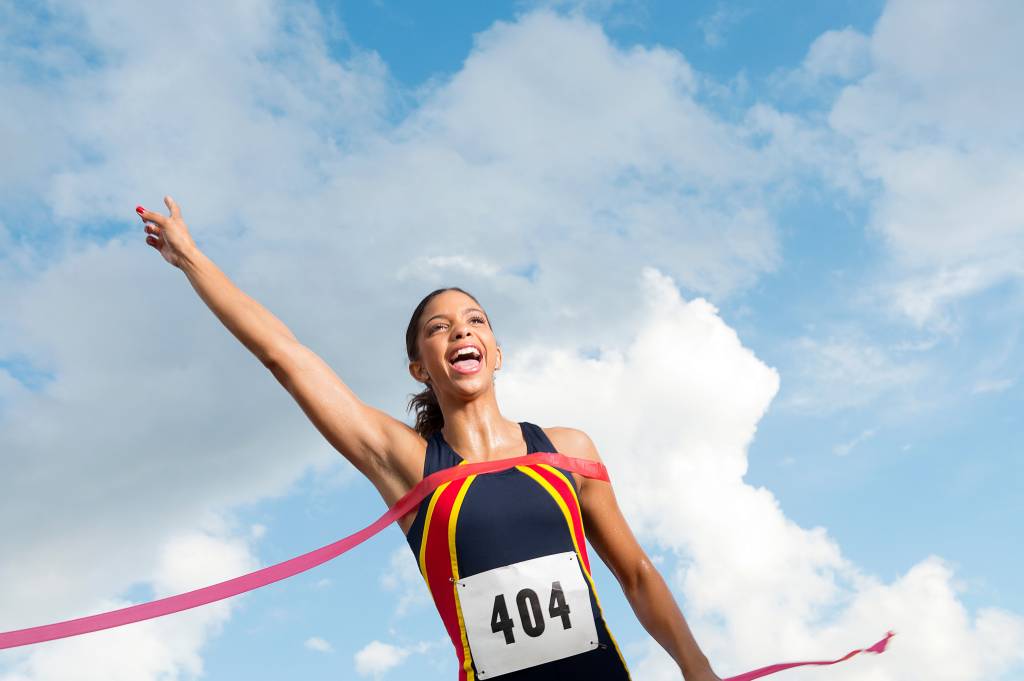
[{"x1": 455, "y1": 551, "x2": 599, "y2": 678}]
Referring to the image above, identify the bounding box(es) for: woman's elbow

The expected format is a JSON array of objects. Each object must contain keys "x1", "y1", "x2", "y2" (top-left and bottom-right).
[{"x1": 615, "y1": 553, "x2": 656, "y2": 594}]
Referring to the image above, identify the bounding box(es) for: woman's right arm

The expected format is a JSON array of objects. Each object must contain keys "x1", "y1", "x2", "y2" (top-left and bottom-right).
[{"x1": 138, "y1": 197, "x2": 424, "y2": 495}]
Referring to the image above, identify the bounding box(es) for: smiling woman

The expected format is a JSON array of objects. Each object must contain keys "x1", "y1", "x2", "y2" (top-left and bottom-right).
[
  {"x1": 405, "y1": 289, "x2": 492, "y2": 441},
  {"x1": 132, "y1": 197, "x2": 721, "y2": 680},
  {"x1": 398, "y1": 288, "x2": 643, "y2": 680},
  {"x1": 0, "y1": 197, "x2": 891, "y2": 679}
]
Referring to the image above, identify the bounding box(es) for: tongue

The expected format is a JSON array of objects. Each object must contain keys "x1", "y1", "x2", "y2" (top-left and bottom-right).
[{"x1": 453, "y1": 358, "x2": 481, "y2": 372}]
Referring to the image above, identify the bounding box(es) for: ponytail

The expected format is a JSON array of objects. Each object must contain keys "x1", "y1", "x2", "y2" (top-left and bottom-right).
[{"x1": 406, "y1": 382, "x2": 444, "y2": 440}]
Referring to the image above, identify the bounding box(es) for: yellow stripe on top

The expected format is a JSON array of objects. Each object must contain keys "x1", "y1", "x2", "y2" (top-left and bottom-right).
[
  {"x1": 517, "y1": 465, "x2": 587, "y2": 565},
  {"x1": 418, "y1": 460, "x2": 471, "y2": 585},
  {"x1": 417, "y1": 480, "x2": 450, "y2": 587},
  {"x1": 520, "y1": 464, "x2": 633, "y2": 680},
  {"x1": 449, "y1": 474, "x2": 477, "y2": 681}
]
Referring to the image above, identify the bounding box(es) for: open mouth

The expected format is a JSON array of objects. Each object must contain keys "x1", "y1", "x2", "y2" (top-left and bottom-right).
[{"x1": 448, "y1": 345, "x2": 483, "y2": 374}]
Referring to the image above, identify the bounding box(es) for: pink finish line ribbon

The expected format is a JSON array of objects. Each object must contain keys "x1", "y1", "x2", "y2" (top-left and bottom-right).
[
  {"x1": 722, "y1": 630, "x2": 895, "y2": 681},
  {"x1": 0, "y1": 451, "x2": 892, "y2": 680}
]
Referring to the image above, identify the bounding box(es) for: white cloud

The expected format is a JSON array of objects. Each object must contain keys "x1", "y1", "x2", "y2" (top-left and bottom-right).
[
  {"x1": 2, "y1": 4, "x2": 386, "y2": 650},
  {"x1": 351, "y1": 638, "x2": 438, "y2": 679},
  {"x1": 0, "y1": 236, "x2": 344, "y2": 660},
  {"x1": 304, "y1": 636, "x2": 333, "y2": 653},
  {"x1": 804, "y1": 28, "x2": 871, "y2": 81},
  {"x1": 379, "y1": 545, "x2": 430, "y2": 618},
  {"x1": 395, "y1": 255, "x2": 502, "y2": 283},
  {"x1": 760, "y1": 0, "x2": 1024, "y2": 331},
  {"x1": 353, "y1": 640, "x2": 410, "y2": 678},
  {"x1": 697, "y1": 5, "x2": 751, "y2": 48},
  {"x1": 0, "y1": 527, "x2": 258, "y2": 681},
  {"x1": 768, "y1": 27, "x2": 873, "y2": 117},
  {"x1": 0, "y1": 1, "x2": 801, "y2": 450},
  {"x1": 497, "y1": 267, "x2": 1024, "y2": 680},
  {"x1": 833, "y1": 428, "x2": 877, "y2": 457},
  {"x1": 822, "y1": 0, "x2": 1024, "y2": 326},
  {"x1": 514, "y1": 0, "x2": 650, "y2": 31},
  {"x1": 782, "y1": 335, "x2": 927, "y2": 413},
  {"x1": 972, "y1": 378, "x2": 1014, "y2": 395},
  {"x1": 4, "y1": 4, "x2": 789, "y2": 312}
]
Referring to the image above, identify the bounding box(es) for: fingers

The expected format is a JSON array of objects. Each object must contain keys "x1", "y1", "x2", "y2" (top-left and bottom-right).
[
  {"x1": 143, "y1": 218, "x2": 162, "y2": 249},
  {"x1": 164, "y1": 195, "x2": 181, "y2": 219},
  {"x1": 136, "y1": 204, "x2": 167, "y2": 226},
  {"x1": 137, "y1": 203, "x2": 165, "y2": 252},
  {"x1": 135, "y1": 195, "x2": 181, "y2": 225}
]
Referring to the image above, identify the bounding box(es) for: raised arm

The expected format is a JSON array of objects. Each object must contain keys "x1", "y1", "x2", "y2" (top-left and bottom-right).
[{"x1": 137, "y1": 197, "x2": 425, "y2": 504}]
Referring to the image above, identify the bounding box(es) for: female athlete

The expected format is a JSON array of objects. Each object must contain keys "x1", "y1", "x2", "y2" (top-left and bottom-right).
[{"x1": 138, "y1": 196, "x2": 721, "y2": 681}]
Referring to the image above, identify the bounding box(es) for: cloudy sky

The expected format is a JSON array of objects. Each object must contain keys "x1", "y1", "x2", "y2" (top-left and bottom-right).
[{"x1": 1, "y1": 0, "x2": 1022, "y2": 679}]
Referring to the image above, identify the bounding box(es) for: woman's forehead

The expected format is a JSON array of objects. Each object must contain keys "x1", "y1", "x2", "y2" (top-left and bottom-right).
[{"x1": 424, "y1": 290, "x2": 481, "y2": 316}]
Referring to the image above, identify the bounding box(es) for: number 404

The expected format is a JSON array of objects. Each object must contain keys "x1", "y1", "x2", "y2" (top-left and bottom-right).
[{"x1": 490, "y1": 581, "x2": 572, "y2": 645}]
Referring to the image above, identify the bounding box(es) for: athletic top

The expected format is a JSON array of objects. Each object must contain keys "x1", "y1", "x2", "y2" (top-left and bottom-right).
[{"x1": 404, "y1": 421, "x2": 632, "y2": 680}]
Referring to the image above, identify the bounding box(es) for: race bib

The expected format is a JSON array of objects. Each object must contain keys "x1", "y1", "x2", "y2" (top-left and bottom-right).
[{"x1": 455, "y1": 551, "x2": 599, "y2": 678}]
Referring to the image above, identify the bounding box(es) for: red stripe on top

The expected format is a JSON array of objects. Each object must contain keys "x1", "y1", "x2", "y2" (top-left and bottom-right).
[
  {"x1": 530, "y1": 464, "x2": 592, "y2": 574},
  {"x1": 421, "y1": 478, "x2": 471, "y2": 680}
]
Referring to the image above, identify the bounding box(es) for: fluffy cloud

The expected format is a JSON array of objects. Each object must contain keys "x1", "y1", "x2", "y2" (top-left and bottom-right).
[
  {"x1": 379, "y1": 546, "x2": 431, "y2": 619},
  {"x1": 304, "y1": 636, "x2": 333, "y2": 653},
  {"x1": 801, "y1": 28, "x2": 871, "y2": 82},
  {"x1": 697, "y1": 6, "x2": 750, "y2": 48},
  {"x1": 832, "y1": 428, "x2": 877, "y2": 457},
  {"x1": 781, "y1": 334, "x2": 928, "y2": 413},
  {"x1": 498, "y1": 267, "x2": 1024, "y2": 679},
  {"x1": 4, "y1": 2, "x2": 790, "y2": 317},
  {"x1": 0, "y1": 528, "x2": 259, "y2": 681},
  {"x1": 823, "y1": 0, "x2": 1024, "y2": 327},
  {"x1": 353, "y1": 640, "x2": 410, "y2": 678}
]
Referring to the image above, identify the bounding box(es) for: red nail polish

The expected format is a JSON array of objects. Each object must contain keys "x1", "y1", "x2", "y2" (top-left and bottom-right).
[{"x1": 136, "y1": 205, "x2": 145, "y2": 214}]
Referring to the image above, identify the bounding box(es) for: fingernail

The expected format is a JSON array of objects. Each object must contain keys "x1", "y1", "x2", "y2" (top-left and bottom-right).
[{"x1": 136, "y1": 205, "x2": 145, "y2": 214}]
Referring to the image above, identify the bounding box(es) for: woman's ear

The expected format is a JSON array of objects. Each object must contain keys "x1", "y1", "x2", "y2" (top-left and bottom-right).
[
  {"x1": 408, "y1": 361, "x2": 429, "y2": 384},
  {"x1": 495, "y1": 345, "x2": 502, "y2": 371}
]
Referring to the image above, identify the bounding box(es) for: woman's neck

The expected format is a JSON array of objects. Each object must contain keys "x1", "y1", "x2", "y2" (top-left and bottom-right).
[{"x1": 439, "y1": 394, "x2": 524, "y2": 462}]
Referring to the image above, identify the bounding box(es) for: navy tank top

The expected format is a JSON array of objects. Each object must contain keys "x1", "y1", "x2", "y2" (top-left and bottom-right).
[{"x1": 404, "y1": 421, "x2": 632, "y2": 680}]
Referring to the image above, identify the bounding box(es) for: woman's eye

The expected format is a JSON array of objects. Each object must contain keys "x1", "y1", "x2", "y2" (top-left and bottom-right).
[{"x1": 430, "y1": 317, "x2": 483, "y2": 333}]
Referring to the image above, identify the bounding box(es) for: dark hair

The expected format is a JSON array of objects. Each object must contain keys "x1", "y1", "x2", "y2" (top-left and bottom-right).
[{"x1": 405, "y1": 287, "x2": 492, "y2": 439}]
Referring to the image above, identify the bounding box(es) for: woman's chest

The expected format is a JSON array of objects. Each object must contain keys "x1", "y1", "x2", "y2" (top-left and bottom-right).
[{"x1": 445, "y1": 468, "x2": 582, "y2": 578}]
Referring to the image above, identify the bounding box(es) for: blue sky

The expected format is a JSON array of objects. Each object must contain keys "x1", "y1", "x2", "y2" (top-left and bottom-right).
[{"x1": 1, "y1": 1, "x2": 1022, "y2": 680}]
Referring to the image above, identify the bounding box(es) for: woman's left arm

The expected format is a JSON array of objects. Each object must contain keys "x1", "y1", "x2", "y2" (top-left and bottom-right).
[{"x1": 562, "y1": 428, "x2": 721, "y2": 681}]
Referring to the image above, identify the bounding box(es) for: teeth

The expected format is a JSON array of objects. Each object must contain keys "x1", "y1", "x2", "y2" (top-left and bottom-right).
[{"x1": 451, "y1": 346, "x2": 481, "y2": 362}]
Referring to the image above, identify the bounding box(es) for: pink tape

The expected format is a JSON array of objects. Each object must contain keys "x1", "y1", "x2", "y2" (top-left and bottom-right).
[
  {"x1": 0, "y1": 453, "x2": 605, "y2": 650},
  {"x1": 722, "y1": 630, "x2": 895, "y2": 681},
  {"x1": 0, "y1": 451, "x2": 892, "y2": 681}
]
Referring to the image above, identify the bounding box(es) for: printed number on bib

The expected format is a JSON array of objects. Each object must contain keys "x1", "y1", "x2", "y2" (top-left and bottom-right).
[{"x1": 456, "y1": 551, "x2": 598, "y2": 678}]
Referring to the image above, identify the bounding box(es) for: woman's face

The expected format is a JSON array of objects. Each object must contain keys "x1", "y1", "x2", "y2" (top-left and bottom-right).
[{"x1": 411, "y1": 290, "x2": 501, "y2": 396}]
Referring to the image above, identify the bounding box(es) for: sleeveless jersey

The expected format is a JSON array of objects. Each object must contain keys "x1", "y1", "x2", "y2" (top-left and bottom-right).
[{"x1": 404, "y1": 421, "x2": 632, "y2": 680}]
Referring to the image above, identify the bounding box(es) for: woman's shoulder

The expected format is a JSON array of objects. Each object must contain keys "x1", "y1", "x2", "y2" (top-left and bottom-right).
[
  {"x1": 540, "y1": 425, "x2": 603, "y2": 463},
  {"x1": 538, "y1": 426, "x2": 605, "y2": 494}
]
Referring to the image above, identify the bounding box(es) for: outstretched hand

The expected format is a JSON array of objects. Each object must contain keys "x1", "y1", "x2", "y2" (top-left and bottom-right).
[{"x1": 137, "y1": 196, "x2": 197, "y2": 269}]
